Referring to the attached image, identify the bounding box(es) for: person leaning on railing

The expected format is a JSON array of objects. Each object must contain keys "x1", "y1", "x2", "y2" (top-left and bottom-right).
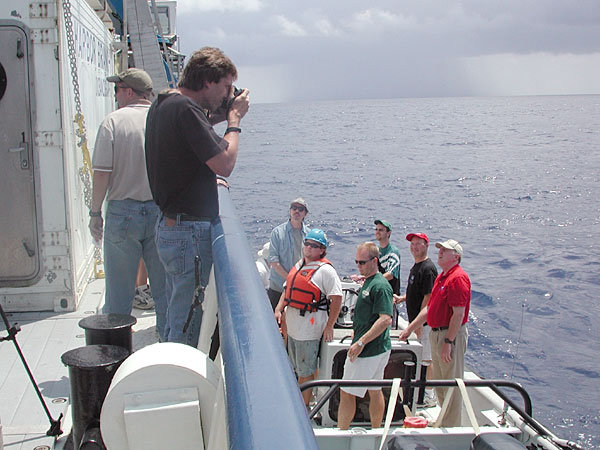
[{"x1": 145, "y1": 47, "x2": 250, "y2": 347}]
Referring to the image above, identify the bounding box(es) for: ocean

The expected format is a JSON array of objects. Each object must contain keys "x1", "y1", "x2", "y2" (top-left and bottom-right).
[{"x1": 225, "y1": 94, "x2": 599, "y2": 448}]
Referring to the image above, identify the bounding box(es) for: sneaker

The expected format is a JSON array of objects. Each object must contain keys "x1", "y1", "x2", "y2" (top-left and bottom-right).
[
  {"x1": 417, "y1": 391, "x2": 437, "y2": 408},
  {"x1": 133, "y1": 285, "x2": 155, "y2": 310}
]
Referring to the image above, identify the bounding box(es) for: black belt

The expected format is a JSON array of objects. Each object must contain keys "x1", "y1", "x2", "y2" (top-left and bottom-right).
[
  {"x1": 431, "y1": 326, "x2": 449, "y2": 331},
  {"x1": 164, "y1": 213, "x2": 212, "y2": 222}
]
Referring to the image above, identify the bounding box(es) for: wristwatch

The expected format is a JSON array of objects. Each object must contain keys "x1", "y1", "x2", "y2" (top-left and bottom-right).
[
  {"x1": 357, "y1": 340, "x2": 364, "y2": 348},
  {"x1": 444, "y1": 337, "x2": 455, "y2": 345}
]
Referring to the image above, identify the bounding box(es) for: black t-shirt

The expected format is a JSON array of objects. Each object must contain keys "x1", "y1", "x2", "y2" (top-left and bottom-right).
[
  {"x1": 405, "y1": 258, "x2": 438, "y2": 322},
  {"x1": 145, "y1": 92, "x2": 228, "y2": 218}
]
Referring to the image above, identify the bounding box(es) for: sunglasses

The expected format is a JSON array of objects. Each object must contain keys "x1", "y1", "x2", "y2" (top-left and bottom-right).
[
  {"x1": 355, "y1": 256, "x2": 375, "y2": 265},
  {"x1": 114, "y1": 84, "x2": 128, "y2": 93},
  {"x1": 303, "y1": 241, "x2": 322, "y2": 249},
  {"x1": 291, "y1": 205, "x2": 306, "y2": 212},
  {"x1": 374, "y1": 228, "x2": 387, "y2": 232}
]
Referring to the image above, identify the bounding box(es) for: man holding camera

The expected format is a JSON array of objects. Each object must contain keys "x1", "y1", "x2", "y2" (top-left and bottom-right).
[{"x1": 145, "y1": 47, "x2": 250, "y2": 346}]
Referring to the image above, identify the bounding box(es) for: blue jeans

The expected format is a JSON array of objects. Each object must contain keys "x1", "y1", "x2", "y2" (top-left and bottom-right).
[
  {"x1": 102, "y1": 199, "x2": 167, "y2": 340},
  {"x1": 155, "y1": 215, "x2": 212, "y2": 346}
]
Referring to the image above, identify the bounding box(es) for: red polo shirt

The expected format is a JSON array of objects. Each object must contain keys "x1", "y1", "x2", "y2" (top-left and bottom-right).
[{"x1": 427, "y1": 264, "x2": 471, "y2": 328}]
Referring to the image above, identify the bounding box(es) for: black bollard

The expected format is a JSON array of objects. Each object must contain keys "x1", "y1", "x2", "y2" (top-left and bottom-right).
[
  {"x1": 79, "y1": 314, "x2": 137, "y2": 354},
  {"x1": 80, "y1": 426, "x2": 105, "y2": 449},
  {"x1": 61, "y1": 345, "x2": 129, "y2": 450},
  {"x1": 417, "y1": 361, "x2": 430, "y2": 404},
  {"x1": 403, "y1": 361, "x2": 416, "y2": 408}
]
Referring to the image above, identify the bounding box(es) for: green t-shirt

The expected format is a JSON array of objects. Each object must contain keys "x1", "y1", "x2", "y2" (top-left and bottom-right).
[
  {"x1": 352, "y1": 272, "x2": 393, "y2": 357},
  {"x1": 378, "y1": 243, "x2": 401, "y2": 294},
  {"x1": 378, "y1": 243, "x2": 400, "y2": 278}
]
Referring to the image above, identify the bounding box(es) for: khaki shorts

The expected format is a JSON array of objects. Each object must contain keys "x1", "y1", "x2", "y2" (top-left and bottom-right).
[
  {"x1": 341, "y1": 350, "x2": 391, "y2": 398},
  {"x1": 287, "y1": 336, "x2": 320, "y2": 377}
]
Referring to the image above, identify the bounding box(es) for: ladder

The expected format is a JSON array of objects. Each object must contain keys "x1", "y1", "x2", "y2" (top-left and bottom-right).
[{"x1": 126, "y1": 0, "x2": 172, "y2": 93}]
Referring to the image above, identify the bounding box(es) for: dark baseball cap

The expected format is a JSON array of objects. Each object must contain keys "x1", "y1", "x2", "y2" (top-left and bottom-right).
[
  {"x1": 107, "y1": 68, "x2": 153, "y2": 92},
  {"x1": 374, "y1": 219, "x2": 392, "y2": 231}
]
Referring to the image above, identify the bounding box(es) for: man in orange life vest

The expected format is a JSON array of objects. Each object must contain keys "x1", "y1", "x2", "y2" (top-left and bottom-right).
[{"x1": 274, "y1": 229, "x2": 342, "y2": 407}]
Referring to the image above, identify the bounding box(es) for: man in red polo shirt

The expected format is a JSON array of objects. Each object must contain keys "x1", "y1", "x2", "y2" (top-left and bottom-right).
[{"x1": 399, "y1": 239, "x2": 470, "y2": 427}]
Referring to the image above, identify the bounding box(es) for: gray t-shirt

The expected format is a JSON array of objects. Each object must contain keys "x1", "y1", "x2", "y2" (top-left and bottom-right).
[
  {"x1": 292, "y1": 228, "x2": 303, "y2": 266},
  {"x1": 92, "y1": 102, "x2": 153, "y2": 201},
  {"x1": 268, "y1": 221, "x2": 309, "y2": 291}
]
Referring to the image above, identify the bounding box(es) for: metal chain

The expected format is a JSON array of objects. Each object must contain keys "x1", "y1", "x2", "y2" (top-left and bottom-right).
[
  {"x1": 62, "y1": 0, "x2": 81, "y2": 116},
  {"x1": 62, "y1": 0, "x2": 103, "y2": 276}
]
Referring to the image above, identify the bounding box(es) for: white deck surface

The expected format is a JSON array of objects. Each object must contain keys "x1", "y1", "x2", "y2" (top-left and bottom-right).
[{"x1": 0, "y1": 277, "x2": 159, "y2": 449}]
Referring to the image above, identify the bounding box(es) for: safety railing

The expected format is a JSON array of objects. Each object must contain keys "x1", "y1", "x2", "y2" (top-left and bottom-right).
[
  {"x1": 300, "y1": 378, "x2": 534, "y2": 423},
  {"x1": 211, "y1": 184, "x2": 319, "y2": 450}
]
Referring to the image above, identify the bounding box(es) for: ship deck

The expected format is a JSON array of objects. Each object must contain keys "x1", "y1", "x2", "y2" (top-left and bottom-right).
[{"x1": 0, "y1": 278, "x2": 158, "y2": 449}]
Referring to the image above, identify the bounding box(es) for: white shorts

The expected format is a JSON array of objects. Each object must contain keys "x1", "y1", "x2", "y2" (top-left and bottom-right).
[
  {"x1": 421, "y1": 324, "x2": 432, "y2": 361},
  {"x1": 341, "y1": 350, "x2": 391, "y2": 398}
]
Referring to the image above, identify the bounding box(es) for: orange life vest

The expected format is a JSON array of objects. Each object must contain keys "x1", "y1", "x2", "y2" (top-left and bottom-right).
[{"x1": 284, "y1": 258, "x2": 332, "y2": 315}]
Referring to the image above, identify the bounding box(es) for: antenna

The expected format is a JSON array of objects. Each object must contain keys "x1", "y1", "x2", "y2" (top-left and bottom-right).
[
  {"x1": 500, "y1": 300, "x2": 526, "y2": 425},
  {"x1": 509, "y1": 301, "x2": 526, "y2": 380}
]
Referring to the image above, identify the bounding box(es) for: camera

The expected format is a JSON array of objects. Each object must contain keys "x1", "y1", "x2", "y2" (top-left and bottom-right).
[
  {"x1": 223, "y1": 85, "x2": 244, "y2": 112},
  {"x1": 232, "y1": 86, "x2": 244, "y2": 97},
  {"x1": 209, "y1": 86, "x2": 244, "y2": 125}
]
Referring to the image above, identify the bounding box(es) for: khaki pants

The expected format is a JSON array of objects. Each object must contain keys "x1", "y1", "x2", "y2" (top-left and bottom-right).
[{"x1": 430, "y1": 325, "x2": 469, "y2": 427}]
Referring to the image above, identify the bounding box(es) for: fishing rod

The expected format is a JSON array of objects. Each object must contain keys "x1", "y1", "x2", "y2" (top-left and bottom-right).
[
  {"x1": 0, "y1": 303, "x2": 63, "y2": 436},
  {"x1": 498, "y1": 300, "x2": 582, "y2": 450},
  {"x1": 500, "y1": 301, "x2": 527, "y2": 424}
]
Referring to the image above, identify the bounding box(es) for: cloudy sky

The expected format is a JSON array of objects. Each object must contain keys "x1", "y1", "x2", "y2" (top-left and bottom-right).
[{"x1": 174, "y1": 0, "x2": 600, "y2": 104}]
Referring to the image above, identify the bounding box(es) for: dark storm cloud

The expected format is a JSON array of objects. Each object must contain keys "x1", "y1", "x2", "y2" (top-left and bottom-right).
[{"x1": 177, "y1": 0, "x2": 600, "y2": 102}]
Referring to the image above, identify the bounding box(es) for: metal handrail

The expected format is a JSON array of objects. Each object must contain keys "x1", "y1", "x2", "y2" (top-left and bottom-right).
[
  {"x1": 299, "y1": 378, "x2": 552, "y2": 436},
  {"x1": 211, "y1": 184, "x2": 319, "y2": 450},
  {"x1": 301, "y1": 378, "x2": 531, "y2": 412},
  {"x1": 300, "y1": 377, "x2": 587, "y2": 449}
]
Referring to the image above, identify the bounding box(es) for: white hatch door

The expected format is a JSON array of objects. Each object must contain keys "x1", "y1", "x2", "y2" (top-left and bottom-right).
[{"x1": 0, "y1": 22, "x2": 40, "y2": 287}]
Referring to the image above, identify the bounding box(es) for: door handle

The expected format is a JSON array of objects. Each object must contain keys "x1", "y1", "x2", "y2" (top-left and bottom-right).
[
  {"x1": 22, "y1": 240, "x2": 35, "y2": 257},
  {"x1": 8, "y1": 133, "x2": 30, "y2": 169}
]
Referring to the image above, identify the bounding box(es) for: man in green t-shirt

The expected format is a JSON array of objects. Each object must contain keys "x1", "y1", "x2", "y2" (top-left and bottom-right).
[
  {"x1": 374, "y1": 219, "x2": 401, "y2": 295},
  {"x1": 337, "y1": 242, "x2": 393, "y2": 430}
]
